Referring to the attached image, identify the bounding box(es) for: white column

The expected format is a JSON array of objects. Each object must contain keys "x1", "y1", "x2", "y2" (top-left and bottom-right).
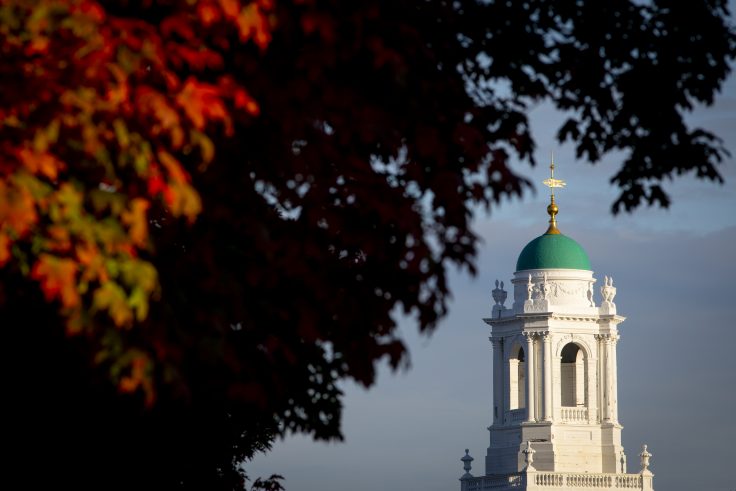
[
  {"x1": 503, "y1": 340, "x2": 510, "y2": 423},
  {"x1": 554, "y1": 354, "x2": 562, "y2": 421},
  {"x1": 491, "y1": 338, "x2": 503, "y2": 425},
  {"x1": 543, "y1": 334, "x2": 552, "y2": 421},
  {"x1": 525, "y1": 333, "x2": 536, "y2": 422},
  {"x1": 610, "y1": 333, "x2": 619, "y2": 423},
  {"x1": 587, "y1": 349, "x2": 598, "y2": 423},
  {"x1": 603, "y1": 335, "x2": 613, "y2": 422}
]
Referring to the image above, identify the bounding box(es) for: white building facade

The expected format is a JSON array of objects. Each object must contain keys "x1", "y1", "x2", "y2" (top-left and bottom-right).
[{"x1": 460, "y1": 171, "x2": 654, "y2": 491}]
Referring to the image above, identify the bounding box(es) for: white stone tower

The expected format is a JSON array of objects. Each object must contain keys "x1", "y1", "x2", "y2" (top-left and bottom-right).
[{"x1": 460, "y1": 160, "x2": 654, "y2": 491}]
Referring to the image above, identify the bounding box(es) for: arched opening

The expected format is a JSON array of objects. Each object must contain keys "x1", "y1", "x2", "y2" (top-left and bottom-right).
[
  {"x1": 561, "y1": 343, "x2": 586, "y2": 407},
  {"x1": 509, "y1": 346, "x2": 525, "y2": 410}
]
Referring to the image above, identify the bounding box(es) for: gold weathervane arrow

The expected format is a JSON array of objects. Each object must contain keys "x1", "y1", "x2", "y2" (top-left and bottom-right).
[{"x1": 543, "y1": 153, "x2": 565, "y2": 234}]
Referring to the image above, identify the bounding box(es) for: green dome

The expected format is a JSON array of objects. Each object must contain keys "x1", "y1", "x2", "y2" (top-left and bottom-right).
[{"x1": 516, "y1": 233, "x2": 591, "y2": 271}]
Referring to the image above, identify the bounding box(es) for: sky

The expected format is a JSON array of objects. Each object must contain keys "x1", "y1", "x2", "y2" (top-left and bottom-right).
[{"x1": 249, "y1": 49, "x2": 736, "y2": 491}]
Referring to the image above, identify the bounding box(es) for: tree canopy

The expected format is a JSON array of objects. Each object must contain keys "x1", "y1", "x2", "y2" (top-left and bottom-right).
[{"x1": 2, "y1": 0, "x2": 734, "y2": 489}]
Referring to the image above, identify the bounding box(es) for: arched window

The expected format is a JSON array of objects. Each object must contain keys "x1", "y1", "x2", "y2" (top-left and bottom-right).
[
  {"x1": 509, "y1": 346, "x2": 525, "y2": 410},
  {"x1": 561, "y1": 343, "x2": 586, "y2": 407}
]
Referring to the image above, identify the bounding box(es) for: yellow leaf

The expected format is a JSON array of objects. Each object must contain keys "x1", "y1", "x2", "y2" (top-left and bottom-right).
[
  {"x1": 167, "y1": 182, "x2": 202, "y2": 223},
  {"x1": 128, "y1": 286, "x2": 149, "y2": 321},
  {"x1": 93, "y1": 281, "x2": 133, "y2": 327},
  {"x1": 113, "y1": 118, "x2": 130, "y2": 148},
  {"x1": 190, "y1": 130, "x2": 215, "y2": 169},
  {"x1": 120, "y1": 259, "x2": 158, "y2": 294}
]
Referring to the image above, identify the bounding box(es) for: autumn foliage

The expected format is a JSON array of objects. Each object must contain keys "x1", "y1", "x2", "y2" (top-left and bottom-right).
[
  {"x1": 1, "y1": 0, "x2": 269, "y2": 401},
  {"x1": 1, "y1": 0, "x2": 734, "y2": 489}
]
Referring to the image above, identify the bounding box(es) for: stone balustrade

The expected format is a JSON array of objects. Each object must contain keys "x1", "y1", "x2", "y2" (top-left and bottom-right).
[
  {"x1": 560, "y1": 406, "x2": 588, "y2": 423},
  {"x1": 462, "y1": 473, "x2": 523, "y2": 490},
  {"x1": 533, "y1": 472, "x2": 642, "y2": 488},
  {"x1": 462, "y1": 471, "x2": 649, "y2": 491},
  {"x1": 504, "y1": 408, "x2": 527, "y2": 424}
]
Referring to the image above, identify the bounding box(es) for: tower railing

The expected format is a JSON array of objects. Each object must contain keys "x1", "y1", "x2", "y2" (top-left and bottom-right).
[
  {"x1": 504, "y1": 408, "x2": 527, "y2": 424},
  {"x1": 462, "y1": 473, "x2": 524, "y2": 490},
  {"x1": 461, "y1": 471, "x2": 651, "y2": 491},
  {"x1": 560, "y1": 406, "x2": 588, "y2": 423}
]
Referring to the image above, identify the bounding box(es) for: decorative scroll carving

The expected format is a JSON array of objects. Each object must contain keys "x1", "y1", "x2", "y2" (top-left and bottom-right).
[
  {"x1": 553, "y1": 282, "x2": 586, "y2": 297},
  {"x1": 523, "y1": 331, "x2": 537, "y2": 341},
  {"x1": 595, "y1": 333, "x2": 618, "y2": 344},
  {"x1": 524, "y1": 275, "x2": 593, "y2": 306}
]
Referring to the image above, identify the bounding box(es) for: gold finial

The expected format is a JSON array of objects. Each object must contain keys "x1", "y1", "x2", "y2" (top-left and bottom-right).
[{"x1": 542, "y1": 152, "x2": 566, "y2": 234}]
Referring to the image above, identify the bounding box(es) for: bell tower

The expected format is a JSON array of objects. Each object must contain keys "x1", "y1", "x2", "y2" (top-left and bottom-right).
[{"x1": 460, "y1": 158, "x2": 654, "y2": 491}]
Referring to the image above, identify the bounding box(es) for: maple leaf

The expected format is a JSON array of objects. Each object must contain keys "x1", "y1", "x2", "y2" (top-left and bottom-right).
[
  {"x1": 121, "y1": 198, "x2": 150, "y2": 248},
  {"x1": 219, "y1": 0, "x2": 240, "y2": 20},
  {"x1": 0, "y1": 177, "x2": 39, "y2": 237},
  {"x1": 92, "y1": 281, "x2": 133, "y2": 327},
  {"x1": 197, "y1": 2, "x2": 222, "y2": 26},
  {"x1": 118, "y1": 352, "x2": 155, "y2": 406},
  {"x1": 176, "y1": 77, "x2": 232, "y2": 135},
  {"x1": 0, "y1": 234, "x2": 10, "y2": 266},
  {"x1": 167, "y1": 182, "x2": 202, "y2": 222},
  {"x1": 30, "y1": 254, "x2": 80, "y2": 309},
  {"x1": 76, "y1": 242, "x2": 109, "y2": 283},
  {"x1": 237, "y1": 3, "x2": 272, "y2": 49}
]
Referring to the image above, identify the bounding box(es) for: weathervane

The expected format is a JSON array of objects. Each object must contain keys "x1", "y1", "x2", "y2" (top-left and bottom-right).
[{"x1": 542, "y1": 153, "x2": 565, "y2": 234}]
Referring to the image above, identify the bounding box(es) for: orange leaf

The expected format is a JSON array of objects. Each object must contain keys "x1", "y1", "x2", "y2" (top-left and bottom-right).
[
  {"x1": 0, "y1": 178, "x2": 38, "y2": 237},
  {"x1": 0, "y1": 233, "x2": 10, "y2": 266},
  {"x1": 234, "y1": 88, "x2": 260, "y2": 116},
  {"x1": 237, "y1": 4, "x2": 271, "y2": 49},
  {"x1": 76, "y1": 242, "x2": 109, "y2": 283},
  {"x1": 157, "y1": 151, "x2": 188, "y2": 183},
  {"x1": 119, "y1": 354, "x2": 155, "y2": 406},
  {"x1": 218, "y1": 0, "x2": 240, "y2": 19},
  {"x1": 166, "y1": 182, "x2": 202, "y2": 223},
  {"x1": 30, "y1": 254, "x2": 80, "y2": 309},
  {"x1": 19, "y1": 148, "x2": 65, "y2": 180},
  {"x1": 197, "y1": 2, "x2": 221, "y2": 25},
  {"x1": 25, "y1": 36, "x2": 50, "y2": 55},
  {"x1": 121, "y1": 198, "x2": 150, "y2": 248},
  {"x1": 136, "y1": 88, "x2": 183, "y2": 144},
  {"x1": 46, "y1": 225, "x2": 72, "y2": 252},
  {"x1": 176, "y1": 77, "x2": 232, "y2": 134}
]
